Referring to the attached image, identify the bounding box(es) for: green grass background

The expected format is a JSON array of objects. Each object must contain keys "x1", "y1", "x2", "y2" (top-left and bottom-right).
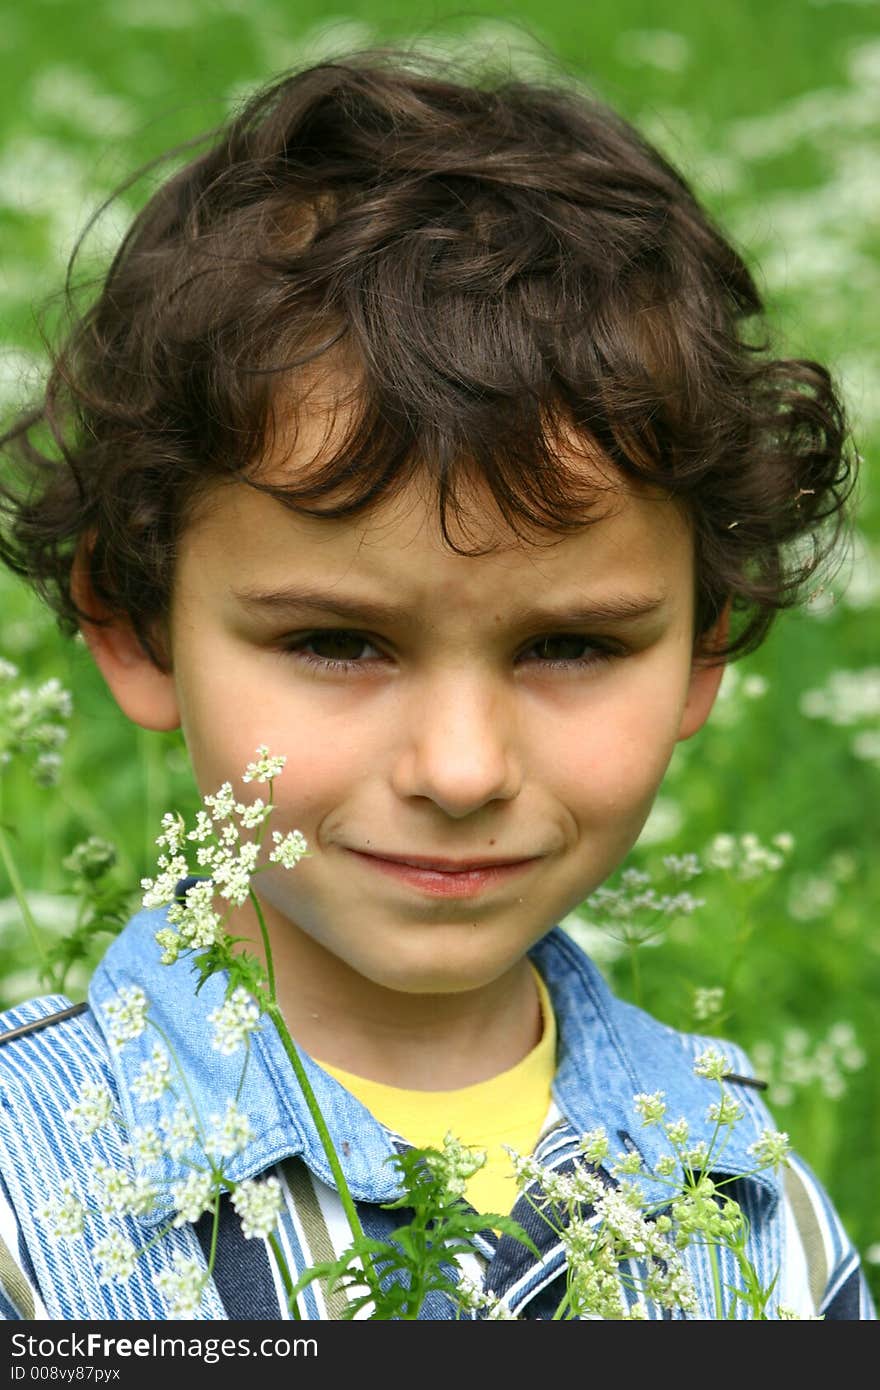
[{"x1": 1, "y1": 0, "x2": 878, "y2": 1309}]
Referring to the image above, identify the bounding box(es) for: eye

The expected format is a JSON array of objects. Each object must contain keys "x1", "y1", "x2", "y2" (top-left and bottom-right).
[
  {"x1": 521, "y1": 634, "x2": 617, "y2": 668},
  {"x1": 283, "y1": 629, "x2": 382, "y2": 669}
]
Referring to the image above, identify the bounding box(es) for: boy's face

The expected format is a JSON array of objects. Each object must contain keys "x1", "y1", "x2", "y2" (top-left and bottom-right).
[{"x1": 130, "y1": 436, "x2": 724, "y2": 1001}]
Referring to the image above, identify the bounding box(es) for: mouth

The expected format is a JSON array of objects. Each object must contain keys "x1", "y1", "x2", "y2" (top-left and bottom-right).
[{"x1": 346, "y1": 848, "x2": 540, "y2": 899}]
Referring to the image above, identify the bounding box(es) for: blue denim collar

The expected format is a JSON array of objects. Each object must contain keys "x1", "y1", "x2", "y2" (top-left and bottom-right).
[{"x1": 89, "y1": 905, "x2": 777, "y2": 1230}]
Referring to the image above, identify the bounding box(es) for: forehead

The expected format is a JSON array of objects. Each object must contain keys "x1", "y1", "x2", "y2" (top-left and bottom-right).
[
  {"x1": 176, "y1": 461, "x2": 694, "y2": 622},
  {"x1": 176, "y1": 353, "x2": 694, "y2": 602}
]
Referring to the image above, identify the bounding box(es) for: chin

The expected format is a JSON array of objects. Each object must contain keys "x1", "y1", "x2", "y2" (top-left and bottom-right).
[{"x1": 362, "y1": 953, "x2": 503, "y2": 997}]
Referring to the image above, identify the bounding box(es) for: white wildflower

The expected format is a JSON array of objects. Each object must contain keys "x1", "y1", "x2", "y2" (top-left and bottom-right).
[
  {"x1": 186, "y1": 810, "x2": 214, "y2": 843},
  {"x1": 705, "y1": 833, "x2": 737, "y2": 870},
  {"x1": 664, "y1": 1117, "x2": 690, "y2": 1146},
  {"x1": 707, "y1": 1094, "x2": 744, "y2": 1126},
  {"x1": 33, "y1": 751, "x2": 63, "y2": 785},
  {"x1": 207, "y1": 987, "x2": 262, "y2": 1055},
  {"x1": 739, "y1": 833, "x2": 784, "y2": 878},
  {"x1": 210, "y1": 839, "x2": 260, "y2": 906},
  {"x1": 166, "y1": 879, "x2": 223, "y2": 948},
  {"x1": 693, "y1": 1047, "x2": 731, "y2": 1081},
  {"x1": 206, "y1": 1100, "x2": 255, "y2": 1159},
  {"x1": 40, "y1": 1180, "x2": 85, "y2": 1238},
  {"x1": 155, "y1": 927, "x2": 181, "y2": 965},
  {"x1": 692, "y1": 986, "x2": 725, "y2": 1022},
  {"x1": 454, "y1": 1275, "x2": 491, "y2": 1314},
  {"x1": 67, "y1": 1080, "x2": 115, "y2": 1135},
  {"x1": 162, "y1": 1100, "x2": 199, "y2": 1158},
  {"x1": 171, "y1": 1170, "x2": 215, "y2": 1226},
  {"x1": 533, "y1": 1167, "x2": 581, "y2": 1206},
  {"x1": 127, "y1": 1124, "x2": 163, "y2": 1163},
  {"x1": 453, "y1": 1273, "x2": 514, "y2": 1317},
  {"x1": 203, "y1": 781, "x2": 237, "y2": 822},
  {"x1": 62, "y1": 836, "x2": 117, "y2": 881},
  {"x1": 742, "y1": 674, "x2": 768, "y2": 699},
  {"x1": 2, "y1": 676, "x2": 73, "y2": 784},
  {"x1": 800, "y1": 667, "x2": 880, "y2": 726},
  {"x1": 681, "y1": 1140, "x2": 710, "y2": 1169},
  {"x1": 94, "y1": 1230, "x2": 139, "y2": 1283},
  {"x1": 236, "y1": 798, "x2": 271, "y2": 829},
  {"x1": 633, "y1": 1091, "x2": 667, "y2": 1126},
  {"x1": 230, "y1": 1175, "x2": 283, "y2": 1239},
  {"x1": 155, "y1": 1253, "x2": 209, "y2": 1317},
  {"x1": 268, "y1": 829, "x2": 309, "y2": 869},
  {"x1": 141, "y1": 854, "x2": 189, "y2": 909},
  {"x1": 662, "y1": 852, "x2": 702, "y2": 880},
  {"x1": 485, "y1": 1299, "x2": 517, "y2": 1320},
  {"x1": 242, "y1": 745, "x2": 286, "y2": 783},
  {"x1": 576, "y1": 1128, "x2": 610, "y2": 1165},
  {"x1": 131, "y1": 1044, "x2": 171, "y2": 1102},
  {"x1": 103, "y1": 986, "x2": 149, "y2": 1048},
  {"x1": 612, "y1": 1149, "x2": 645, "y2": 1180},
  {"x1": 567, "y1": 1164, "x2": 607, "y2": 1206},
  {"x1": 156, "y1": 812, "x2": 186, "y2": 854},
  {"x1": 748, "y1": 1129, "x2": 791, "y2": 1170},
  {"x1": 621, "y1": 868, "x2": 651, "y2": 889},
  {"x1": 91, "y1": 1161, "x2": 158, "y2": 1218},
  {"x1": 507, "y1": 1151, "x2": 543, "y2": 1187}
]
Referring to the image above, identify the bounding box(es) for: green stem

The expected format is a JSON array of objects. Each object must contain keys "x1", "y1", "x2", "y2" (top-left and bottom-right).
[
  {"x1": 627, "y1": 932, "x2": 643, "y2": 1008},
  {"x1": 149, "y1": 1017, "x2": 210, "y2": 1138},
  {"x1": 708, "y1": 1240, "x2": 725, "y2": 1319},
  {"x1": 551, "y1": 1285, "x2": 572, "y2": 1320},
  {"x1": 247, "y1": 886, "x2": 378, "y2": 1300},
  {"x1": 265, "y1": 1000, "x2": 372, "y2": 1260},
  {"x1": 0, "y1": 814, "x2": 48, "y2": 972},
  {"x1": 268, "y1": 1231, "x2": 301, "y2": 1318},
  {"x1": 249, "y1": 885, "x2": 276, "y2": 1002}
]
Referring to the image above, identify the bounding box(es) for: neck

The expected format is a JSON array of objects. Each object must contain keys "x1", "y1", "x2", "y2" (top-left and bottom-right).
[{"x1": 227, "y1": 900, "x2": 543, "y2": 1090}]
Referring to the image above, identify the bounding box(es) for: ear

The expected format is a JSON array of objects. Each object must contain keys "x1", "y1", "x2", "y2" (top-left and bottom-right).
[
  {"x1": 676, "y1": 603, "x2": 730, "y2": 743},
  {"x1": 71, "y1": 546, "x2": 181, "y2": 732}
]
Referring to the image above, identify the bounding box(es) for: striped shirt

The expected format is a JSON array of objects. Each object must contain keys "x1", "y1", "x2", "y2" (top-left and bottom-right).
[{"x1": 0, "y1": 906, "x2": 874, "y2": 1320}]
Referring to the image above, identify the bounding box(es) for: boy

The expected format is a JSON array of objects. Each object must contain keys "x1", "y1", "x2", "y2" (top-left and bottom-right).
[{"x1": 0, "y1": 46, "x2": 873, "y2": 1320}]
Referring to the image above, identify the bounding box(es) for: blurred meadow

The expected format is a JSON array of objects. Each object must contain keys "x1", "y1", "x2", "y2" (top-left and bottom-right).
[{"x1": 1, "y1": 0, "x2": 878, "y2": 1305}]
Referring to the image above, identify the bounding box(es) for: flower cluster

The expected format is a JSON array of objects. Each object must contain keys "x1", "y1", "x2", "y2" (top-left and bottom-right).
[
  {"x1": 506, "y1": 1051, "x2": 795, "y2": 1320},
  {"x1": 141, "y1": 748, "x2": 309, "y2": 966},
  {"x1": 0, "y1": 664, "x2": 72, "y2": 786},
  {"x1": 704, "y1": 831, "x2": 794, "y2": 879},
  {"x1": 751, "y1": 1021, "x2": 867, "y2": 1106},
  {"x1": 576, "y1": 865, "x2": 706, "y2": 950},
  {"x1": 61, "y1": 836, "x2": 118, "y2": 883},
  {"x1": 800, "y1": 666, "x2": 880, "y2": 764},
  {"x1": 421, "y1": 1130, "x2": 488, "y2": 1200},
  {"x1": 32, "y1": 748, "x2": 316, "y2": 1316},
  {"x1": 44, "y1": 976, "x2": 283, "y2": 1316}
]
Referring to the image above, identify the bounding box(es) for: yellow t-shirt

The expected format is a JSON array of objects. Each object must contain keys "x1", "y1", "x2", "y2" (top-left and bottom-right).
[{"x1": 317, "y1": 963, "x2": 556, "y2": 1216}]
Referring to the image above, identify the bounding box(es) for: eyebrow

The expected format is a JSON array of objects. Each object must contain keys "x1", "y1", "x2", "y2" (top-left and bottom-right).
[{"x1": 231, "y1": 584, "x2": 669, "y2": 628}]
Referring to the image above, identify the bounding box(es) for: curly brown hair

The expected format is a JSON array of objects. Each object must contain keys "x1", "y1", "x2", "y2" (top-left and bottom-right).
[{"x1": 0, "y1": 45, "x2": 857, "y2": 668}]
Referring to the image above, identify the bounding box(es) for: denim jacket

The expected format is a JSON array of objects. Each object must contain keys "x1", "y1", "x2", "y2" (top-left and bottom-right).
[{"x1": 0, "y1": 905, "x2": 873, "y2": 1320}]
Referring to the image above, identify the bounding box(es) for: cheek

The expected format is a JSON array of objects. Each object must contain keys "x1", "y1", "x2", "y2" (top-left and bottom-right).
[{"x1": 548, "y1": 697, "x2": 681, "y2": 822}]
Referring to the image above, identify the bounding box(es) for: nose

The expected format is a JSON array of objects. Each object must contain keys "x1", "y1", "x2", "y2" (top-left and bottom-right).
[{"x1": 390, "y1": 670, "x2": 522, "y2": 818}]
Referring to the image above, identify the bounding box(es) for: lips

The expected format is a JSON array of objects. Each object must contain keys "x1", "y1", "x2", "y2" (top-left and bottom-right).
[
  {"x1": 346, "y1": 847, "x2": 539, "y2": 899},
  {"x1": 355, "y1": 851, "x2": 534, "y2": 872}
]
